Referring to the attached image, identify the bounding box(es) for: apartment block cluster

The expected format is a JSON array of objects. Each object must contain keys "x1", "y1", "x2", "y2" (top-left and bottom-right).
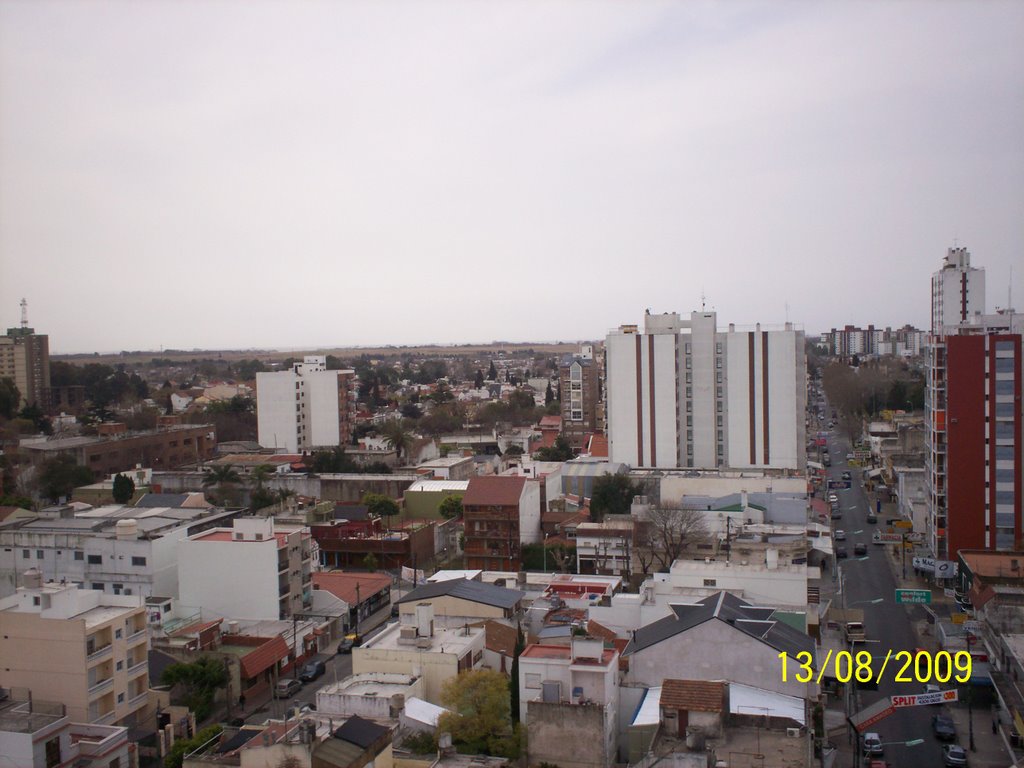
[{"x1": 818, "y1": 323, "x2": 926, "y2": 359}]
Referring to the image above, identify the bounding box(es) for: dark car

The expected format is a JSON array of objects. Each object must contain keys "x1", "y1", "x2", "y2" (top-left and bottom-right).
[
  {"x1": 854, "y1": 543, "x2": 868, "y2": 556},
  {"x1": 841, "y1": 471, "x2": 852, "y2": 481},
  {"x1": 299, "y1": 660, "x2": 326, "y2": 682},
  {"x1": 942, "y1": 744, "x2": 968, "y2": 766},
  {"x1": 932, "y1": 715, "x2": 956, "y2": 741},
  {"x1": 866, "y1": 514, "x2": 878, "y2": 524},
  {"x1": 836, "y1": 546, "x2": 848, "y2": 559}
]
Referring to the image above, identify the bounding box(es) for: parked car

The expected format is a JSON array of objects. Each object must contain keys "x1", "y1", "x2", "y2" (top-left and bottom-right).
[
  {"x1": 274, "y1": 678, "x2": 302, "y2": 698},
  {"x1": 861, "y1": 732, "x2": 883, "y2": 756},
  {"x1": 299, "y1": 660, "x2": 326, "y2": 682},
  {"x1": 828, "y1": 493, "x2": 838, "y2": 504},
  {"x1": 836, "y1": 546, "x2": 848, "y2": 559},
  {"x1": 834, "y1": 530, "x2": 846, "y2": 541},
  {"x1": 337, "y1": 633, "x2": 362, "y2": 654},
  {"x1": 866, "y1": 514, "x2": 878, "y2": 524},
  {"x1": 854, "y1": 543, "x2": 868, "y2": 556},
  {"x1": 942, "y1": 744, "x2": 968, "y2": 766},
  {"x1": 841, "y1": 471, "x2": 852, "y2": 481},
  {"x1": 932, "y1": 714, "x2": 956, "y2": 741}
]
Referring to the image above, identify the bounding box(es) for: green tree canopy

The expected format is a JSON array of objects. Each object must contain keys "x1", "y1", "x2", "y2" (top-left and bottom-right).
[
  {"x1": 381, "y1": 421, "x2": 415, "y2": 462},
  {"x1": 487, "y1": 361, "x2": 498, "y2": 380},
  {"x1": 590, "y1": 473, "x2": 645, "y2": 522},
  {"x1": 439, "y1": 494, "x2": 464, "y2": 520},
  {"x1": 363, "y1": 492, "x2": 400, "y2": 528},
  {"x1": 0, "y1": 377, "x2": 20, "y2": 420},
  {"x1": 39, "y1": 455, "x2": 94, "y2": 502},
  {"x1": 161, "y1": 657, "x2": 228, "y2": 721},
  {"x1": 533, "y1": 435, "x2": 574, "y2": 462},
  {"x1": 112, "y1": 473, "x2": 135, "y2": 504},
  {"x1": 437, "y1": 669, "x2": 521, "y2": 758}
]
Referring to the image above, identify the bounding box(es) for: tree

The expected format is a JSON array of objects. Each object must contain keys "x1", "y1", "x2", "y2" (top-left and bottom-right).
[
  {"x1": 544, "y1": 381, "x2": 554, "y2": 406},
  {"x1": 112, "y1": 473, "x2": 135, "y2": 504},
  {"x1": 201, "y1": 464, "x2": 243, "y2": 504},
  {"x1": 362, "y1": 552, "x2": 378, "y2": 572},
  {"x1": 161, "y1": 657, "x2": 228, "y2": 721},
  {"x1": 439, "y1": 494, "x2": 463, "y2": 520},
  {"x1": 363, "y1": 492, "x2": 400, "y2": 529},
  {"x1": 534, "y1": 435, "x2": 574, "y2": 462},
  {"x1": 437, "y1": 669, "x2": 521, "y2": 758},
  {"x1": 504, "y1": 444, "x2": 524, "y2": 458},
  {"x1": 474, "y1": 369, "x2": 485, "y2": 388},
  {"x1": 381, "y1": 421, "x2": 415, "y2": 463},
  {"x1": 0, "y1": 378, "x2": 20, "y2": 420},
  {"x1": 39, "y1": 455, "x2": 94, "y2": 502},
  {"x1": 638, "y1": 506, "x2": 710, "y2": 572},
  {"x1": 590, "y1": 473, "x2": 645, "y2": 522},
  {"x1": 164, "y1": 725, "x2": 222, "y2": 768},
  {"x1": 487, "y1": 361, "x2": 498, "y2": 381}
]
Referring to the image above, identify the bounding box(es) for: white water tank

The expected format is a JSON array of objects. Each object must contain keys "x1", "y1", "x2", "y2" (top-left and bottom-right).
[
  {"x1": 115, "y1": 519, "x2": 138, "y2": 540},
  {"x1": 23, "y1": 568, "x2": 43, "y2": 589}
]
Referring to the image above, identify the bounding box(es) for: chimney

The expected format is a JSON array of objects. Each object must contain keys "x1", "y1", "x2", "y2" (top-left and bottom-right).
[{"x1": 415, "y1": 603, "x2": 434, "y2": 638}]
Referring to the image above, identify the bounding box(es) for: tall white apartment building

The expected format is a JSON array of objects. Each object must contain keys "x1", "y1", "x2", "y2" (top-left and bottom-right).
[
  {"x1": 256, "y1": 356, "x2": 355, "y2": 453},
  {"x1": 605, "y1": 311, "x2": 806, "y2": 471},
  {"x1": 930, "y1": 246, "x2": 985, "y2": 334}
]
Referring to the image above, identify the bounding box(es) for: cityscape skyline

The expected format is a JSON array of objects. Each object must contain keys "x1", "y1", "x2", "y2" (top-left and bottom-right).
[{"x1": 2, "y1": 1, "x2": 1022, "y2": 354}]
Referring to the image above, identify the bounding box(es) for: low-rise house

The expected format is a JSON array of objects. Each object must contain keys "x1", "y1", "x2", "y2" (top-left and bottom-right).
[
  {"x1": 352, "y1": 604, "x2": 485, "y2": 705},
  {"x1": 518, "y1": 638, "x2": 620, "y2": 768},
  {"x1": 316, "y1": 673, "x2": 424, "y2": 719},
  {"x1": 622, "y1": 592, "x2": 817, "y2": 703},
  {"x1": 395, "y1": 577, "x2": 523, "y2": 625},
  {"x1": 312, "y1": 571, "x2": 393, "y2": 635}
]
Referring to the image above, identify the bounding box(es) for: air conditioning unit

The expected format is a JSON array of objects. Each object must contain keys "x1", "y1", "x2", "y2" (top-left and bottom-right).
[{"x1": 786, "y1": 727, "x2": 802, "y2": 738}]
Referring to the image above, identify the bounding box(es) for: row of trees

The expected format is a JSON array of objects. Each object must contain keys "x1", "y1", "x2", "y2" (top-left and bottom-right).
[{"x1": 821, "y1": 360, "x2": 924, "y2": 440}]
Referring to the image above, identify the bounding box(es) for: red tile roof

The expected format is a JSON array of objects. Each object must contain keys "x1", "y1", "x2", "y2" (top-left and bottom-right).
[
  {"x1": 240, "y1": 636, "x2": 290, "y2": 679},
  {"x1": 480, "y1": 620, "x2": 519, "y2": 656},
  {"x1": 660, "y1": 679, "x2": 725, "y2": 713},
  {"x1": 169, "y1": 618, "x2": 223, "y2": 638},
  {"x1": 539, "y1": 415, "x2": 562, "y2": 429},
  {"x1": 313, "y1": 571, "x2": 393, "y2": 605},
  {"x1": 463, "y1": 476, "x2": 526, "y2": 507}
]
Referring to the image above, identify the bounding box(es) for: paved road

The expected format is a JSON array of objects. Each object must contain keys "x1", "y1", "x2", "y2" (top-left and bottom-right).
[
  {"x1": 825, "y1": 428, "x2": 947, "y2": 767},
  {"x1": 244, "y1": 648, "x2": 354, "y2": 725}
]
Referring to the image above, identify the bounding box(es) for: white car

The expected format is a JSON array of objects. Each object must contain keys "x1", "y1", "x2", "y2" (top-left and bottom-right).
[{"x1": 834, "y1": 530, "x2": 846, "y2": 541}]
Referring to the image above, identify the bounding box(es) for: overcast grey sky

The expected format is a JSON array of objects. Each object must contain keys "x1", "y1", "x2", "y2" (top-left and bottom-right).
[{"x1": 1, "y1": 1, "x2": 1021, "y2": 354}]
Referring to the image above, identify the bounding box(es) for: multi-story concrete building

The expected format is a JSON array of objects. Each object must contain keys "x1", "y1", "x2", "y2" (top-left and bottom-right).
[
  {"x1": 518, "y1": 638, "x2": 620, "y2": 768},
  {"x1": 178, "y1": 517, "x2": 312, "y2": 621},
  {"x1": 0, "y1": 696, "x2": 131, "y2": 768},
  {"x1": 605, "y1": 310, "x2": 806, "y2": 471},
  {"x1": 21, "y1": 422, "x2": 216, "y2": 479},
  {"x1": 819, "y1": 324, "x2": 925, "y2": 359},
  {"x1": 559, "y1": 347, "x2": 601, "y2": 451},
  {"x1": 462, "y1": 476, "x2": 541, "y2": 571},
  {"x1": 0, "y1": 303, "x2": 50, "y2": 408},
  {"x1": 926, "y1": 308, "x2": 1022, "y2": 558},
  {"x1": 0, "y1": 503, "x2": 243, "y2": 599},
  {"x1": 256, "y1": 356, "x2": 355, "y2": 453},
  {"x1": 931, "y1": 245, "x2": 986, "y2": 334},
  {"x1": 0, "y1": 573, "x2": 149, "y2": 727}
]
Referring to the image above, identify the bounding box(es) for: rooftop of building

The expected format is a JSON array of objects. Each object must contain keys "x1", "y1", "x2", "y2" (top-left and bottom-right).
[
  {"x1": 406, "y1": 479, "x2": 471, "y2": 493},
  {"x1": 318, "y1": 672, "x2": 419, "y2": 698},
  {"x1": 960, "y1": 550, "x2": 1024, "y2": 581},
  {"x1": 417, "y1": 456, "x2": 473, "y2": 467},
  {"x1": 362, "y1": 618, "x2": 484, "y2": 654},
  {"x1": 0, "y1": 698, "x2": 66, "y2": 735},
  {"x1": 20, "y1": 423, "x2": 213, "y2": 451},
  {"x1": 397, "y1": 577, "x2": 524, "y2": 609},
  {"x1": 312, "y1": 571, "x2": 393, "y2": 604},
  {"x1": 189, "y1": 529, "x2": 289, "y2": 547},
  {"x1": 463, "y1": 475, "x2": 527, "y2": 506},
  {"x1": 520, "y1": 641, "x2": 616, "y2": 667},
  {"x1": 10, "y1": 504, "x2": 234, "y2": 538}
]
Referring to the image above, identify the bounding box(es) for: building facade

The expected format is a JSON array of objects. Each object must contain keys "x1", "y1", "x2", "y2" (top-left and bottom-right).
[
  {"x1": 0, "y1": 313, "x2": 50, "y2": 408},
  {"x1": 605, "y1": 310, "x2": 806, "y2": 471},
  {"x1": 931, "y1": 246, "x2": 986, "y2": 334},
  {"x1": 462, "y1": 476, "x2": 541, "y2": 571},
  {"x1": 177, "y1": 517, "x2": 312, "y2": 621},
  {"x1": 559, "y1": 348, "x2": 601, "y2": 451},
  {"x1": 256, "y1": 356, "x2": 355, "y2": 453},
  {"x1": 0, "y1": 575, "x2": 149, "y2": 727}
]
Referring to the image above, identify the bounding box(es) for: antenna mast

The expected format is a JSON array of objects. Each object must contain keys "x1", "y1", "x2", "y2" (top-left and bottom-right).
[{"x1": 20, "y1": 298, "x2": 28, "y2": 330}]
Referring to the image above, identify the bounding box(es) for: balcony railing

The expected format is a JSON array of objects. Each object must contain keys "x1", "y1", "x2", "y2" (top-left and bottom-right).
[
  {"x1": 87, "y1": 677, "x2": 114, "y2": 697},
  {"x1": 86, "y1": 644, "x2": 112, "y2": 663},
  {"x1": 126, "y1": 628, "x2": 148, "y2": 645},
  {"x1": 127, "y1": 659, "x2": 148, "y2": 677},
  {"x1": 127, "y1": 690, "x2": 149, "y2": 708}
]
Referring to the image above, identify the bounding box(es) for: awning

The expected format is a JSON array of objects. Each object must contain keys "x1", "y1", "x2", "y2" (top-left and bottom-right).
[
  {"x1": 729, "y1": 682, "x2": 805, "y2": 725},
  {"x1": 866, "y1": 468, "x2": 883, "y2": 479}
]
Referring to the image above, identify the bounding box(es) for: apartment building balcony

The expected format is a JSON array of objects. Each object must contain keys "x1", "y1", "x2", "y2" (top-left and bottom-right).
[
  {"x1": 87, "y1": 677, "x2": 114, "y2": 698},
  {"x1": 127, "y1": 627, "x2": 148, "y2": 645},
  {"x1": 127, "y1": 690, "x2": 149, "y2": 709},
  {"x1": 86, "y1": 643, "x2": 113, "y2": 664},
  {"x1": 127, "y1": 658, "x2": 148, "y2": 678}
]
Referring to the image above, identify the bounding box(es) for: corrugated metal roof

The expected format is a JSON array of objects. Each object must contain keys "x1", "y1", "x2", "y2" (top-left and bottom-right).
[
  {"x1": 407, "y1": 480, "x2": 471, "y2": 493},
  {"x1": 397, "y1": 577, "x2": 524, "y2": 609}
]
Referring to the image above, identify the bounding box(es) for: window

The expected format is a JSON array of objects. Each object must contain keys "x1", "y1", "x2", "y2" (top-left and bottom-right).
[
  {"x1": 995, "y1": 379, "x2": 1014, "y2": 395},
  {"x1": 703, "y1": 578, "x2": 717, "y2": 587},
  {"x1": 716, "y1": 372, "x2": 722, "y2": 383},
  {"x1": 22, "y1": 549, "x2": 29, "y2": 559},
  {"x1": 115, "y1": 628, "x2": 123, "y2": 639},
  {"x1": 92, "y1": 583, "x2": 104, "y2": 590},
  {"x1": 117, "y1": 660, "x2": 124, "y2": 671},
  {"x1": 117, "y1": 693, "x2": 125, "y2": 704},
  {"x1": 87, "y1": 555, "x2": 102, "y2": 565},
  {"x1": 131, "y1": 556, "x2": 146, "y2": 567},
  {"x1": 36, "y1": 550, "x2": 43, "y2": 559},
  {"x1": 525, "y1": 673, "x2": 542, "y2": 689},
  {"x1": 716, "y1": 342, "x2": 723, "y2": 354},
  {"x1": 716, "y1": 358, "x2": 722, "y2": 369},
  {"x1": 685, "y1": 358, "x2": 692, "y2": 370}
]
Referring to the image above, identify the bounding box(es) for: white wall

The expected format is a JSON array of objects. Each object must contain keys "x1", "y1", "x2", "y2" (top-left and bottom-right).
[
  {"x1": 256, "y1": 371, "x2": 300, "y2": 453},
  {"x1": 177, "y1": 537, "x2": 280, "y2": 620},
  {"x1": 605, "y1": 331, "x2": 640, "y2": 467},
  {"x1": 306, "y1": 371, "x2": 343, "y2": 449},
  {"x1": 519, "y1": 482, "x2": 542, "y2": 545}
]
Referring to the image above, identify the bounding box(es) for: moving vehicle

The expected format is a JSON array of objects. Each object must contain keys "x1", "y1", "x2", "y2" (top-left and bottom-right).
[
  {"x1": 861, "y1": 732, "x2": 883, "y2": 756},
  {"x1": 299, "y1": 660, "x2": 326, "y2": 682},
  {"x1": 274, "y1": 678, "x2": 302, "y2": 698},
  {"x1": 828, "y1": 493, "x2": 838, "y2": 504},
  {"x1": 942, "y1": 744, "x2": 968, "y2": 766},
  {"x1": 844, "y1": 621, "x2": 866, "y2": 644},
  {"x1": 834, "y1": 530, "x2": 846, "y2": 541},
  {"x1": 836, "y1": 546, "x2": 848, "y2": 559},
  {"x1": 841, "y1": 471, "x2": 852, "y2": 481},
  {"x1": 866, "y1": 513, "x2": 878, "y2": 524},
  {"x1": 932, "y1": 714, "x2": 956, "y2": 741},
  {"x1": 854, "y1": 543, "x2": 868, "y2": 556}
]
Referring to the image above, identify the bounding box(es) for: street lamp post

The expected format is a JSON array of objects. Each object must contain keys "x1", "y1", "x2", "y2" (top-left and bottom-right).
[{"x1": 966, "y1": 628, "x2": 976, "y2": 752}]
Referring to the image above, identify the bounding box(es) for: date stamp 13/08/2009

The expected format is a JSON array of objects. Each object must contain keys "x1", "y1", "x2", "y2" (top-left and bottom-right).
[{"x1": 778, "y1": 649, "x2": 972, "y2": 686}]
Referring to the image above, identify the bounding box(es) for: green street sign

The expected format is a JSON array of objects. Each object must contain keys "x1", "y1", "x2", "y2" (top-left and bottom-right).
[{"x1": 895, "y1": 589, "x2": 932, "y2": 604}]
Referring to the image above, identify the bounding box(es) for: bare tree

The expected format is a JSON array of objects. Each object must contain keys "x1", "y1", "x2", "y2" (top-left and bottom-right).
[{"x1": 638, "y1": 506, "x2": 710, "y2": 571}]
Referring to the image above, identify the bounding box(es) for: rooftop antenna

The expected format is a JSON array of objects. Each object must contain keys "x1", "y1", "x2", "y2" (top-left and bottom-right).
[
  {"x1": 701, "y1": 290, "x2": 706, "y2": 311},
  {"x1": 20, "y1": 298, "x2": 28, "y2": 330},
  {"x1": 1010, "y1": 265, "x2": 1014, "y2": 311},
  {"x1": 785, "y1": 301, "x2": 790, "y2": 323}
]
